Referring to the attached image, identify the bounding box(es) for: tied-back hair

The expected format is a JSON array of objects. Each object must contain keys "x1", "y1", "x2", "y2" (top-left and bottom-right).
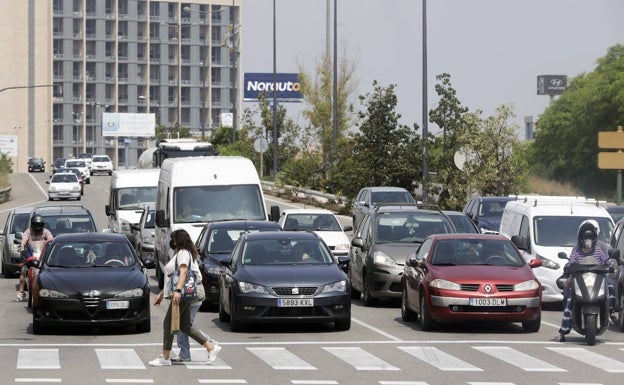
[{"x1": 171, "y1": 229, "x2": 199, "y2": 260}]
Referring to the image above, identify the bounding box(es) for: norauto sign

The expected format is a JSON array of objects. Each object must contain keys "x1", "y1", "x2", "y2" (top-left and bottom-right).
[{"x1": 243, "y1": 73, "x2": 303, "y2": 102}]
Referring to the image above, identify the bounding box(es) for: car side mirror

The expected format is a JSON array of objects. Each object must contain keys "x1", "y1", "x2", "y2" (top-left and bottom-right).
[
  {"x1": 14, "y1": 233, "x2": 23, "y2": 241},
  {"x1": 269, "y1": 205, "x2": 280, "y2": 222},
  {"x1": 351, "y1": 237, "x2": 364, "y2": 249},
  {"x1": 528, "y1": 259, "x2": 542, "y2": 268},
  {"x1": 337, "y1": 256, "x2": 350, "y2": 268},
  {"x1": 155, "y1": 210, "x2": 169, "y2": 227},
  {"x1": 105, "y1": 205, "x2": 112, "y2": 216},
  {"x1": 343, "y1": 225, "x2": 353, "y2": 232}
]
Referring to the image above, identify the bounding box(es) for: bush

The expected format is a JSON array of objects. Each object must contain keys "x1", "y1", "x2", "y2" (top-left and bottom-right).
[{"x1": 0, "y1": 153, "x2": 13, "y2": 189}]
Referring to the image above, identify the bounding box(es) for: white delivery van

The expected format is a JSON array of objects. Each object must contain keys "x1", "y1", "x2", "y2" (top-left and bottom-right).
[
  {"x1": 105, "y1": 169, "x2": 160, "y2": 245},
  {"x1": 499, "y1": 195, "x2": 614, "y2": 303},
  {"x1": 154, "y1": 156, "x2": 279, "y2": 288}
]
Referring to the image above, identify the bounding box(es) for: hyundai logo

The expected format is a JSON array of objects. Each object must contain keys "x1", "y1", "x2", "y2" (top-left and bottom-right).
[{"x1": 550, "y1": 79, "x2": 563, "y2": 87}]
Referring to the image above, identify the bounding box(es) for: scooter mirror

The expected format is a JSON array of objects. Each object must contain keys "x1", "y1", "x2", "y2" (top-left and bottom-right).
[{"x1": 557, "y1": 251, "x2": 568, "y2": 260}]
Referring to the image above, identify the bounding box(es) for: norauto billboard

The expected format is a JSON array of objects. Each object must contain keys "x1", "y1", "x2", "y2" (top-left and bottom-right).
[{"x1": 244, "y1": 73, "x2": 303, "y2": 102}]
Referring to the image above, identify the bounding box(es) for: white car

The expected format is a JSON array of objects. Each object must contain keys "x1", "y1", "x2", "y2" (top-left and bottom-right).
[
  {"x1": 64, "y1": 159, "x2": 91, "y2": 184},
  {"x1": 91, "y1": 155, "x2": 113, "y2": 175},
  {"x1": 278, "y1": 208, "x2": 353, "y2": 257},
  {"x1": 47, "y1": 172, "x2": 81, "y2": 201}
]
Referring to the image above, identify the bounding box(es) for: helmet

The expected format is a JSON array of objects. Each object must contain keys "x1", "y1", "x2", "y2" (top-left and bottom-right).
[
  {"x1": 578, "y1": 221, "x2": 597, "y2": 248},
  {"x1": 579, "y1": 219, "x2": 600, "y2": 236},
  {"x1": 30, "y1": 214, "x2": 45, "y2": 235}
]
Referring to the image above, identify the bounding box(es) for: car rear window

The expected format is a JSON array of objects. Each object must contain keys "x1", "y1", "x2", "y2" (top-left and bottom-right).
[{"x1": 41, "y1": 215, "x2": 96, "y2": 235}]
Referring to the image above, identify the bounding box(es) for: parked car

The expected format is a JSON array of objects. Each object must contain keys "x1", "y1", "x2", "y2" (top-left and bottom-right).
[
  {"x1": 51, "y1": 157, "x2": 66, "y2": 173},
  {"x1": 0, "y1": 207, "x2": 33, "y2": 277},
  {"x1": 443, "y1": 210, "x2": 480, "y2": 233},
  {"x1": 28, "y1": 157, "x2": 46, "y2": 173},
  {"x1": 401, "y1": 233, "x2": 542, "y2": 332},
  {"x1": 25, "y1": 204, "x2": 98, "y2": 237},
  {"x1": 91, "y1": 155, "x2": 113, "y2": 175},
  {"x1": 130, "y1": 204, "x2": 156, "y2": 268},
  {"x1": 218, "y1": 231, "x2": 351, "y2": 331},
  {"x1": 30, "y1": 232, "x2": 151, "y2": 334},
  {"x1": 348, "y1": 204, "x2": 455, "y2": 306},
  {"x1": 352, "y1": 186, "x2": 416, "y2": 231},
  {"x1": 462, "y1": 195, "x2": 516, "y2": 234},
  {"x1": 46, "y1": 172, "x2": 82, "y2": 201},
  {"x1": 278, "y1": 208, "x2": 353, "y2": 257},
  {"x1": 64, "y1": 159, "x2": 91, "y2": 184},
  {"x1": 195, "y1": 220, "x2": 282, "y2": 309}
]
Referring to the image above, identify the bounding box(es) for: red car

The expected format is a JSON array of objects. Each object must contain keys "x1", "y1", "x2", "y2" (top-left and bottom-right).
[{"x1": 401, "y1": 233, "x2": 542, "y2": 332}]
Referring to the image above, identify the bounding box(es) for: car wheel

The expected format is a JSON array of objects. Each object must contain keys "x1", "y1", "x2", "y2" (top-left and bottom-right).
[
  {"x1": 218, "y1": 296, "x2": 230, "y2": 322},
  {"x1": 48, "y1": 196, "x2": 53, "y2": 201},
  {"x1": 27, "y1": 290, "x2": 33, "y2": 309},
  {"x1": 155, "y1": 259, "x2": 164, "y2": 290},
  {"x1": 618, "y1": 292, "x2": 624, "y2": 332},
  {"x1": 401, "y1": 286, "x2": 417, "y2": 322},
  {"x1": 362, "y1": 273, "x2": 377, "y2": 307},
  {"x1": 136, "y1": 318, "x2": 151, "y2": 333},
  {"x1": 522, "y1": 312, "x2": 541, "y2": 333},
  {"x1": 334, "y1": 318, "x2": 351, "y2": 331},
  {"x1": 419, "y1": 295, "x2": 435, "y2": 331},
  {"x1": 1, "y1": 261, "x2": 6, "y2": 278}
]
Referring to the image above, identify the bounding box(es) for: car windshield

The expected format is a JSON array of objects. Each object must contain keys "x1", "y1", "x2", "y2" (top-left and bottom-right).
[
  {"x1": 144, "y1": 210, "x2": 155, "y2": 228},
  {"x1": 46, "y1": 241, "x2": 136, "y2": 268},
  {"x1": 93, "y1": 156, "x2": 110, "y2": 162},
  {"x1": 41, "y1": 215, "x2": 96, "y2": 235},
  {"x1": 431, "y1": 239, "x2": 524, "y2": 267},
  {"x1": 283, "y1": 213, "x2": 341, "y2": 231},
  {"x1": 448, "y1": 214, "x2": 479, "y2": 233},
  {"x1": 375, "y1": 213, "x2": 454, "y2": 243},
  {"x1": 174, "y1": 185, "x2": 266, "y2": 223},
  {"x1": 116, "y1": 187, "x2": 157, "y2": 209},
  {"x1": 241, "y1": 239, "x2": 334, "y2": 265},
  {"x1": 534, "y1": 216, "x2": 614, "y2": 247},
  {"x1": 370, "y1": 191, "x2": 415, "y2": 205},
  {"x1": 479, "y1": 201, "x2": 508, "y2": 217},
  {"x1": 65, "y1": 160, "x2": 85, "y2": 168},
  {"x1": 11, "y1": 213, "x2": 30, "y2": 233},
  {"x1": 51, "y1": 174, "x2": 78, "y2": 183}
]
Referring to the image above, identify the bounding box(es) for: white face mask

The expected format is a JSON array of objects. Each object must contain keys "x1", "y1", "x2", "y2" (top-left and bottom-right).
[{"x1": 582, "y1": 239, "x2": 593, "y2": 249}]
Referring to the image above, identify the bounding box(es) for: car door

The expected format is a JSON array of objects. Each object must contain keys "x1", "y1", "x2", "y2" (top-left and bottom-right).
[
  {"x1": 406, "y1": 238, "x2": 432, "y2": 311},
  {"x1": 349, "y1": 213, "x2": 371, "y2": 292},
  {"x1": 353, "y1": 189, "x2": 369, "y2": 229}
]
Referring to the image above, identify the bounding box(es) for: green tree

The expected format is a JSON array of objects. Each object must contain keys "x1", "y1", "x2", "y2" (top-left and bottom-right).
[
  {"x1": 0, "y1": 153, "x2": 13, "y2": 188},
  {"x1": 154, "y1": 123, "x2": 192, "y2": 141}
]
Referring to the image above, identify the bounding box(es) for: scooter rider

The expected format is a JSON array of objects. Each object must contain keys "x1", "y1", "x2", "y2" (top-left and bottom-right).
[
  {"x1": 17, "y1": 215, "x2": 54, "y2": 301},
  {"x1": 555, "y1": 221, "x2": 614, "y2": 342}
]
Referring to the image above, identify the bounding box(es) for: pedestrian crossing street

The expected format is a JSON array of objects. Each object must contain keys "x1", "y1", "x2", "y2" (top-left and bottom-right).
[{"x1": 10, "y1": 343, "x2": 624, "y2": 384}]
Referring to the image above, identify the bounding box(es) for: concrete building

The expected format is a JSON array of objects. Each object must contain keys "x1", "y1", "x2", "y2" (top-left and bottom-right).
[{"x1": 0, "y1": 0, "x2": 241, "y2": 171}]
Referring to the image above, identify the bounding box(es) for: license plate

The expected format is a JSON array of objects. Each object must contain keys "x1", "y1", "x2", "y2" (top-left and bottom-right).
[
  {"x1": 106, "y1": 300, "x2": 129, "y2": 309},
  {"x1": 469, "y1": 298, "x2": 506, "y2": 306},
  {"x1": 277, "y1": 298, "x2": 313, "y2": 307}
]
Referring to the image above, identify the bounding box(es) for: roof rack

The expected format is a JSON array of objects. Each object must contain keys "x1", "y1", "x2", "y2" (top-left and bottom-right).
[{"x1": 510, "y1": 195, "x2": 607, "y2": 208}]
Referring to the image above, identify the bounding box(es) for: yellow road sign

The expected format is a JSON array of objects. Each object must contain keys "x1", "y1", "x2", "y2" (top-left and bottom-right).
[
  {"x1": 598, "y1": 152, "x2": 624, "y2": 169},
  {"x1": 599, "y1": 127, "x2": 624, "y2": 149}
]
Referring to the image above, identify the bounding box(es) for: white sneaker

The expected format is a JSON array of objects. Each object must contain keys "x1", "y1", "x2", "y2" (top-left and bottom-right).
[
  {"x1": 148, "y1": 354, "x2": 171, "y2": 366},
  {"x1": 16, "y1": 292, "x2": 26, "y2": 302},
  {"x1": 207, "y1": 344, "x2": 222, "y2": 364}
]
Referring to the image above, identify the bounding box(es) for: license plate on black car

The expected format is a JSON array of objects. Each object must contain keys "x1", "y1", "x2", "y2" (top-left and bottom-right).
[{"x1": 278, "y1": 298, "x2": 313, "y2": 307}]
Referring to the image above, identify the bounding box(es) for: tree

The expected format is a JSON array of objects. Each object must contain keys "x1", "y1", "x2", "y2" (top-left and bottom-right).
[{"x1": 155, "y1": 123, "x2": 191, "y2": 141}]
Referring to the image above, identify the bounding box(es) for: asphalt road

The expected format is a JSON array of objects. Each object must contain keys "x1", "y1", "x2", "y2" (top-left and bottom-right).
[{"x1": 0, "y1": 171, "x2": 623, "y2": 385}]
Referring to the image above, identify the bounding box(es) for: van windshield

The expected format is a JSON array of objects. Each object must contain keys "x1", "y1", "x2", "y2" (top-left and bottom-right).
[
  {"x1": 173, "y1": 185, "x2": 266, "y2": 223},
  {"x1": 116, "y1": 187, "x2": 157, "y2": 209},
  {"x1": 533, "y1": 216, "x2": 614, "y2": 247}
]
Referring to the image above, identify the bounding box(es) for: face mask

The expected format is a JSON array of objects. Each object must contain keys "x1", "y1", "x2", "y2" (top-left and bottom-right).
[
  {"x1": 582, "y1": 239, "x2": 593, "y2": 249},
  {"x1": 169, "y1": 240, "x2": 176, "y2": 249}
]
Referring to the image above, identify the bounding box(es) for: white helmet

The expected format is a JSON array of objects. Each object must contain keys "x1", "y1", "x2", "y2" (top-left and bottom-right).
[{"x1": 579, "y1": 219, "x2": 600, "y2": 236}]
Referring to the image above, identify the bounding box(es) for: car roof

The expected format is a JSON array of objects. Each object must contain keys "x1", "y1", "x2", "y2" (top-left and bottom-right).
[
  {"x1": 363, "y1": 186, "x2": 411, "y2": 192},
  {"x1": 206, "y1": 220, "x2": 281, "y2": 230},
  {"x1": 607, "y1": 205, "x2": 624, "y2": 213},
  {"x1": 12, "y1": 206, "x2": 35, "y2": 214},
  {"x1": 281, "y1": 208, "x2": 334, "y2": 215},
  {"x1": 374, "y1": 204, "x2": 442, "y2": 214},
  {"x1": 243, "y1": 230, "x2": 320, "y2": 241},
  {"x1": 428, "y1": 233, "x2": 508, "y2": 241},
  {"x1": 52, "y1": 232, "x2": 128, "y2": 242},
  {"x1": 474, "y1": 196, "x2": 516, "y2": 202},
  {"x1": 32, "y1": 204, "x2": 92, "y2": 215}
]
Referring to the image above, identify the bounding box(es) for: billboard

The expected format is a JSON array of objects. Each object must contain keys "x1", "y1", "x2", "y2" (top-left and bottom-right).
[
  {"x1": 243, "y1": 72, "x2": 303, "y2": 102},
  {"x1": 537, "y1": 75, "x2": 567, "y2": 95},
  {"x1": 0, "y1": 135, "x2": 17, "y2": 156},
  {"x1": 102, "y1": 113, "x2": 156, "y2": 137}
]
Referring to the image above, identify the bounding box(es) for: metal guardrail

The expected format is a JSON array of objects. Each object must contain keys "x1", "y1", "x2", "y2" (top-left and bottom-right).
[{"x1": 261, "y1": 181, "x2": 349, "y2": 206}]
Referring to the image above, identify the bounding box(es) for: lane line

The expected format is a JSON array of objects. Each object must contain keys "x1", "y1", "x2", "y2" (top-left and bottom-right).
[
  {"x1": 351, "y1": 317, "x2": 403, "y2": 341},
  {"x1": 398, "y1": 346, "x2": 481, "y2": 371},
  {"x1": 323, "y1": 347, "x2": 400, "y2": 371}
]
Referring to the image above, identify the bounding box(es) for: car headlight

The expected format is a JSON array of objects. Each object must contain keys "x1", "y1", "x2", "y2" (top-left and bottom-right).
[
  {"x1": 320, "y1": 280, "x2": 347, "y2": 293},
  {"x1": 9, "y1": 243, "x2": 20, "y2": 252},
  {"x1": 334, "y1": 244, "x2": 349, "y2": 252},
  {"x1": 239, "y1": 281, "x2": 269, "y2": 294},
  {"x1": 513, "y1": 279, "x2": 540, "y2": 291},
  {"x1": 536, "y1": 254, "x2": 560, "y2": 270},
  {"x1": 39, "y1": 289, "x2": 69, "y2": 298},
  {"x1": 429, "y1": 279, "x2": 461, "y2": 290},
  {"x1": 49, "y1": 186, "x2": 57, "y2": 192},
  {"x1": 71, "y1": 186, "x2": 80, "y2": 192},
  {"x1": 204, "y1": 265, "x2": 222, "y2": 275},
  {"x1": 142, "y1": 236, "x2": 154, "y2": 245},
  {"x1": 373, "y1": 251, "x2": 397, "y2": 269},
  {"x1": 115, "y1": 288, "x2": 144, "y2": 298}
]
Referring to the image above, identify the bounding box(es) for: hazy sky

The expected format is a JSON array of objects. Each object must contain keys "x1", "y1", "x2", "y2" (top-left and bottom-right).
[{"x1": 241, "y1": 0, "x2": 624, "y2": 137}]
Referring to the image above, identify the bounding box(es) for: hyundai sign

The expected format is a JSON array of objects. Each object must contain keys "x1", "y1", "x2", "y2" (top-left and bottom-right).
[
  {"x1": 537, "y1": 75, "x2": 567, "y2": 95},
  {"x1": 244, "y1": 73, "x2": 303, "y2": 102}
]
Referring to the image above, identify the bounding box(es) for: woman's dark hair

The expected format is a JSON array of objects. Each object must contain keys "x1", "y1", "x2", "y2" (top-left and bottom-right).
[{"x1": 170, "y1": 229, "x2": 199, "y2": 260}]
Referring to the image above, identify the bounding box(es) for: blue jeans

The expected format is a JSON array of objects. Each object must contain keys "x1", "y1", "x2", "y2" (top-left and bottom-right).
[
  {"x1": 559, "y1": 277, "x2": 615, "y2": 335},
  {"x1": 176, "y1": 303, "x2": 201, "y2": 359}
]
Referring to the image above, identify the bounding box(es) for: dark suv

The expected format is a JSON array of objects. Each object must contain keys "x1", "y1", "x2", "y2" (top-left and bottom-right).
[
  {"x1": 25, "y1": 204, "x2": 98, "y2": 236},
  {"x1": 348, "y1": 203, "x2": 455, "y2": 306},
  {"x1": 462, "y1": 195, "x2": 516, "y2": 234},
  {"x1": 352, "y1": 186, "x2": 416, "y2": 231}
]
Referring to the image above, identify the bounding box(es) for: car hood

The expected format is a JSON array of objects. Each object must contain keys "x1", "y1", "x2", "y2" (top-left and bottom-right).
[
  {"x1": 428, "y1": 265, "x2": 534, "y2": 283},
  {"x1": 203, "y1": 252, "x2": 231, "y2": 265},
  {"x1": 39, "y1": 268, "x2": 147, "y2": 292},
  {"x1": 313, "y1": 231, "x2": 350, "y2": 247},
  {"x1": 374, "y1": 243, "x2": 420, "y2": 264},
  {"x1": 236, "y1": 264, "x2": 347, "y2": 286},
  {"x1": 475, "y1": 217, "x2": 501, "y2": 232}
]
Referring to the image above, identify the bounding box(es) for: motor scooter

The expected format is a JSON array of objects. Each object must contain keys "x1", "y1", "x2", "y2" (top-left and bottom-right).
[
  {"x1": 21, "y1": 240, "x2": 46, "y2": 309},
  {"x1": 556, "y1": 250, "x2": 618, "y2": 345}
]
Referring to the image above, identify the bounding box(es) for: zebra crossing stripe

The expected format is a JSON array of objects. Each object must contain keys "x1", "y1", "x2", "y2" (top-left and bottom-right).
[
  {"x1": 17, "y1": 349, "x2": 60, "y2": 369},
  {"x1": 323, "y1": 347, "x2": 400, "y2": 371},
  {"x1": 95, "y1": 349, "x2": 145, "y2": 370},
  {"x1": 550, "y1": 347, "x2": 624, "y2": 373},
  {"x1": 398, "y1": 346, "x2": 481, "y2": 371},
  {"x1": 473, "y1": 346, "x2": 566, "y2": 372},
  {"x1": 247, "y1": 347, "x2": 316, "y2": 370}
]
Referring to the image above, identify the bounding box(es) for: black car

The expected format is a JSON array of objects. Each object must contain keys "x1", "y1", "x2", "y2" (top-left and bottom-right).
[
  {"x1": 443, "y1": 210, "x2": 480, "y2": 233},
  {"x1": 195, "y1": 220, "x2": 282, "y2": 309},
  {"x1": 218, "y1": 231, "x2": 351, "y2": 331},
  {"x1": 31, "y1": 232, "x2": 151, "y2": 334},
  {"x1": 28, "y1": 157, "x2": 46, "y2": 173},
  {"x1": 51, "y1": 157, "x2": 67, "y2": 173},
  {"x1": 462, "y1": 195, "x2": 516, "y2": 234}
]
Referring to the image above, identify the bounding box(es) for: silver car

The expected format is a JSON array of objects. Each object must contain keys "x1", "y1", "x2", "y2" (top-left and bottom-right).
[
  {"x1": 130, "y1": 204, "x2": 155, "y2": 268},
  {"x1": 0, "y1": 207, "x2": 33, "y2": 277}
]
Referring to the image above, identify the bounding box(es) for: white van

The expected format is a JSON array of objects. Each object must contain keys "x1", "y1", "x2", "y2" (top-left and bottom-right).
[
  {"x1": 105, "y1": 169, "x2": 160, "y2": 246},
  {"x1": 154, "y1": 156, "x2": 278, "y2": 288},
  {"x1": 499, "y1": 195, "x2": 614, "y2": 303}
]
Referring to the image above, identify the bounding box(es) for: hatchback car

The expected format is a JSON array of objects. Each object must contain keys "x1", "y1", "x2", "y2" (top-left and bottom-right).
[
  {"x1": 64, "y1": 159, "x2": 91, "y2": 184},
  {"x1": 218, "y1": 231, "x2": 351, "y2": 331},
  {"x1": 401, "y1": 233, "x2": 542, "y2": 332},
  {"x1": 352, "y1": 186, "x2": 416, "y2": 230},
  {"x1": 52, "y1": 167, "x2": 85, "y2": 195},
  {"x1": 28, "y1": 157, "x2": 46, "y2": 173},
  {"x1": 279, "y1": 208, "x2": 353, "y2": 257},
  {"x1": 77, "y1": 152, "x2": 93, "y2": 171},
  {"x1": 46, "y1": 172, "x2": 82, "y2": 201},
  {"x1": 30, "y1": 232, "x2": 151, "y2": 334},
  {"x1": 0, "y1": 207, "x2": 32, "y2": 277},
  {"x1": 349, "y1": 204, "x2": 455, "y2": 306},
  {"x1": 130, "y1": 204, "x2": 156, "y2": 268},
  {"x1": 196, "y1": 220, "x2": 282, "y2": 309},
  {"x1": 463, "y1": 195, "x2": 516, "y2": 234},
  {"x1": 91, "y1": 155, "x2": 113, "y2": 175},
  {"x1": 26, "y1": 204, "x2": 98, "y2": 236},
  {"x1": 443, "y1": 210, "x2": 480, "y2": 233}
]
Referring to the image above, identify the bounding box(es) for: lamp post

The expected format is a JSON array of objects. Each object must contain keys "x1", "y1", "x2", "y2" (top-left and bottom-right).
[{"x1": 223, "y1": 23, "x2": 241, "y2": 144}]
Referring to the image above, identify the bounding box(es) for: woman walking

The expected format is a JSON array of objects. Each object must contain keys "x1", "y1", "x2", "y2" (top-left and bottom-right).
[{"x1": 149, "y1": 229, "x2": 221, "y2": 366}]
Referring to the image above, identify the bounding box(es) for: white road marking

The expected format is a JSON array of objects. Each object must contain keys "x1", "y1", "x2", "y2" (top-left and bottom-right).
[
  {"x1": 324, "y1": 346, "x2": 400, "y2": 371},
  {"x1": 17, "y1": 349, "x2": 60, "y2": 369},
  {"x1": 351, "y1": 317, "x2": 403, "y2": 341},
  {"x1": 105, "y1": 380, "x2": 154, "y2": 384},
  {"x1": 378, "y1": 382, "x2": 429, "y2": 385},
  {"x1": 247, "y1": 347, "x2": 316, "y2": 370},
  {"x1": 474, "y1": 346, "x2": 566, "y2": 372},
  {"x1": 15, "y1": 379, "x2": 62, "y2": 383},
  {"x1": 96, "y1": 349, "x2": 145, "y2": 370},
  {"x1": 551, "y1": 347, "x2": 624, "y2": 373},
  {"x1": 197, "y1": 380, "x2": 247, "y2": 384},
  {"x1": 291, "y1": 381, "x2": 338, "y2": 385},
  {"x1": 398, "y1": 346, "x2": 482, "y2": 371}
]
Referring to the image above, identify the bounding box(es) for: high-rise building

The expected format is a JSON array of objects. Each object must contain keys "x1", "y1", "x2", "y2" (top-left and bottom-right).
[{"x1": 0, "y1": 0, "x2": 241, "y2": 170}]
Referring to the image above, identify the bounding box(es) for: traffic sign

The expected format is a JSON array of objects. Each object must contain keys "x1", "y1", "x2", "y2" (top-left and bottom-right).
[
  {"x1": 598, "y1": 152, "x2": 624, "y2": 169},
  {"x1": 598, "y1": 130, "x2": 624, "y2": 149}
]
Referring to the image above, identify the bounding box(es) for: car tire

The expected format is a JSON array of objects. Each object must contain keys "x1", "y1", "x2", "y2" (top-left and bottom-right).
[
  {"x1": 229, "y1": 292, "x2": 243, "y2": 332},
  {"x1": 136, "y1": 318, "x2": 151, "y2": 333},
  {"x1": 77, "y1": 196, "x2": 81, "y2": 201},
  {"x1": 401, "y1": 287, "x2": 417, "y2": 322},
  {"x1": 350, "y1": 286, "x2": 361, "y2": 300},
  {"x1": 27, "y1": 290, "x2": 33, "y2": 309},
  {"x1": 334, "y1": 318, "x2": 351, "y2": 331},
  {"x1": 362, "y1": 274, "x2": 377, "y2": 307},
  {"x1": 522, "y1": 312, "x2": 541, "y2": 333},
  {"x1": 419, "y1": 295, "x2": 435, "y2": 331},
  {"x1": 218, "y1": 295, "x2": 230, "y2": 322},
  {"x1": 155, "y1": 259, "x2": 164, "y2": 290}
]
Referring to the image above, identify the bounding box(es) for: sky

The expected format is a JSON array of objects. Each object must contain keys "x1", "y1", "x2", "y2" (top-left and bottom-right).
[{"x1": 241, "y1": 0, "x2": 624, "y2": 138}]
